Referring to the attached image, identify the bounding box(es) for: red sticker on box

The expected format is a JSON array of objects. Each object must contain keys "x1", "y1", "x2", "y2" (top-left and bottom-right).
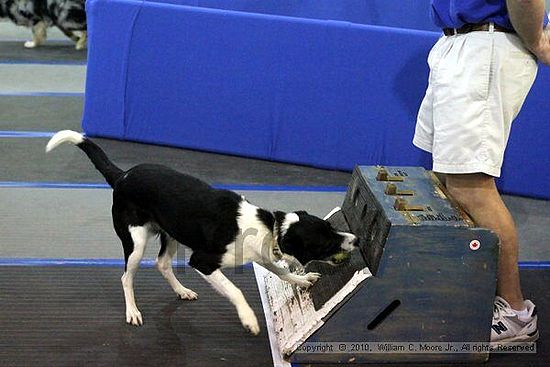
[{"x1": 469, "y1": 240, "x2": 481, "y2": 251}]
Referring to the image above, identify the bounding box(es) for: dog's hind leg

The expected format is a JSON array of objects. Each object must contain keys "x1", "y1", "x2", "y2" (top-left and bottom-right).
[
  {"x1": 117, "y1": 224, "x2": 152, "y2": 326},
  {"x1": 24, "y1": 21, "x2": 47, "y2": 48},
  {"x1": 196, "y1": 268, "x2": 260, "y2": 335},
  {"x1": 57, "y1": 26, "x2": 79, "y2": 43},
  {"x1": 74, "y1": 31, "x2": 87, "y2": 50},
  {"x1": 54, "y1": 25, "x2": 86, "y2": 50},
  {"x1": 156, "y1": 233, "x2": 198, "y2": 300}
]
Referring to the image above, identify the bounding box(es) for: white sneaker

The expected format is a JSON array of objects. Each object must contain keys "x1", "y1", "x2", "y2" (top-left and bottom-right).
[{"x1": 490, "y1": 296, "x2": 539, "y2": 346}]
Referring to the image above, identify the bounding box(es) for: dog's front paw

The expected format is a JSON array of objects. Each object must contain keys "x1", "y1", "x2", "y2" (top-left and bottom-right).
[
  {"x1": 175, "y1": 286, "x2": 198, "y2": 300},
  {"x1": 292, "y1": 272, "x2": 321, "y2": 288},
  {"x1": 126, "y1": 306, "x2": 143, "y2": 326},
  {"x1": 238, "y1": 307, "x2": 260, "y2": 335},
  {"x1": 24, "y1": 41, "x2": 37, "y2": 49},
  {"x1": 305, "y1": 272, "x2": 321, "y2": 283}
]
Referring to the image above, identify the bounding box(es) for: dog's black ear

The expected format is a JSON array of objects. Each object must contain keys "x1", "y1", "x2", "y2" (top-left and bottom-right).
[
  {"x1": 294, "y1": 210, "x2": 309, "y2": 216},
  {"x1": 280, "y1": 231, "x2": 306, "y2": 264},
  {"x1": 274, "y1": 211, "x2": 287, "y2": 223},
  {"x1": 282, "y1": 229, "x2": 302, "y2": 246}
]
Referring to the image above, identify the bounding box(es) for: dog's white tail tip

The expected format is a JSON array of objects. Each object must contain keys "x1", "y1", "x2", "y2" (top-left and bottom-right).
[{"x1": 45, "y1": 130, "x2": 85, "y2": 153}]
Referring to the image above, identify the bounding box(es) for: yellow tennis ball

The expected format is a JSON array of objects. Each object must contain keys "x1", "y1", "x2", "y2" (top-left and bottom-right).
[{"x1": 332, "y1": 251, "x2": 351, "y2": 264}]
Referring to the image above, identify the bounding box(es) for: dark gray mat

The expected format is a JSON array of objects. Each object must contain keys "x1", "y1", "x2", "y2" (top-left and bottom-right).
[
  {"x1": 0, "y1": 41, "x2": 86, "y2": 64},
  {"x1": 0, "y1": 96, "x2": 83, "y2": 131},
  {"x1": 0, "y1": 266, "x2": 271, "y2": 367},
  {"x1": 0, "y1": 267, "x2": 548, "y2": 367},
  {"x1": 0, "y1": 137, "x2": 351, "y2": 186}
]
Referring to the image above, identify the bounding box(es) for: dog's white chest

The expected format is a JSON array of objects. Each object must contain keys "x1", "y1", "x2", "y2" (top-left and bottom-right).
[
  {"x1": 220, "y1": 229, "x2": 271, "y2": 267},
  {"x1": 219, "y1": 201, "x2": 274, "y2": 268}
]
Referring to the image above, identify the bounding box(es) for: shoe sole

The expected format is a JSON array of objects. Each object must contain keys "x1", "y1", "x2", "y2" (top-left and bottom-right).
[{"x1": 490, "y1": 330, "x2": 539, "y2": 347}]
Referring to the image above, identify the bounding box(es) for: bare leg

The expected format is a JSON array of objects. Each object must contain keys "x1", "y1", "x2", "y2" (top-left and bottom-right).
[{"x1": 445, "y1": 173, "x2": 524, "y2": 309}]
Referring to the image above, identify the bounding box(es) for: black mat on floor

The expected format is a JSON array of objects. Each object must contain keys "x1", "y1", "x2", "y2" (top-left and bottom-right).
[
  {"x1": 0, "y1": 267, "x2": 548, "y2": 366},
  {"x1": 0, "y1": 137, "x2": 351, "y2": 186},
  {"x1": 0, "y1": 266, "x2": 271, "y2": 367},
  {"x1": 0, "y1": 96, "x2": 83, "y2": 131},
  {"x1": 0, "y1": 41, "x2": 86, "y2": 63}
]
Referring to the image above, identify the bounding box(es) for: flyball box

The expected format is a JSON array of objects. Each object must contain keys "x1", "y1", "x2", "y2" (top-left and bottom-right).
[{"x1": 263, "y1": 166, "x2": 499, "y2": 364}]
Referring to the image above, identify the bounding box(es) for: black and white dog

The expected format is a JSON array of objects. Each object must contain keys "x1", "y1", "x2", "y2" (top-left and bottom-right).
[
  {"x1": 0, "y1": 0, "x2": 86, "y2": 49},
  {"x1": 46, "y1": 130, "x2": 357, "y2": 334}
]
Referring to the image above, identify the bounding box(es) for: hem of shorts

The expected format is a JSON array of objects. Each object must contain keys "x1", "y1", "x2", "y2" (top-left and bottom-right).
[
  {"x1": 412, "y1": 137, "x2": 432, "y2": 153},
  {"x1": 433, "y1": 161, "x2": 501, "y2": 178}
]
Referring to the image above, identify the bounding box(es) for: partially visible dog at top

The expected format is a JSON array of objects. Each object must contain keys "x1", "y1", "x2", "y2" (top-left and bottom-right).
[
  {"x1": 0, "y1": 0, "x2": 87, "y2": 49},
  {"x1": 45, "y1": 130, "x2": 359, "y2": 335}
]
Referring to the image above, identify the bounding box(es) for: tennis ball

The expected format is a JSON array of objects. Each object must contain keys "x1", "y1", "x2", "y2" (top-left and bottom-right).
[{"x1": 331, "y1": 251, "x2": 351, "y2": 264}]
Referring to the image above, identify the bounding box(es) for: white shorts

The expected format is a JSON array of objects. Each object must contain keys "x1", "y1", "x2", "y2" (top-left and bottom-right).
[{"x1": 413, "y1": 31, "x2": 538, "y2": 177}]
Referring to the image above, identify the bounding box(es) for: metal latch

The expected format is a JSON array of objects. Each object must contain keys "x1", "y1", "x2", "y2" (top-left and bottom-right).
[
  {"x1": 393, "y1": 198, "x2": 424, "y2": 211},
  {"x1": 385, "y1": 183, "x2": 415, "y2": 196},
  {"x1": 376, "y1": 168, "x2": 404, "y2": 182}
]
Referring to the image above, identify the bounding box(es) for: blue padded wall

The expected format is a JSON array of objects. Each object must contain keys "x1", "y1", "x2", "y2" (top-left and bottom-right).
[
  {"x1": 144, "y1": 0, "x2": 438, "y2": 32},
  {"x1": 83, "y1": 0, "x2": 550, "y2": 199},
  {"x1": 500, "y1": 66, "x2": 550, "y2": 199}
]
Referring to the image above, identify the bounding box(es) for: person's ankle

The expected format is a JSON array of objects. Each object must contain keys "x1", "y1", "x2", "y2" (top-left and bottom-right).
[{"x1": 497, "y1": 294, "x2": 524, "y2": 310}]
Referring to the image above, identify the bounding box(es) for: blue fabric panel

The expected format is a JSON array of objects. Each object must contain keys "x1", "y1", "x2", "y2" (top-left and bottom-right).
[
  {"x1": 122, "y1": 5, "x2": 281, "y2": 157},
  {"x1": 145, "y1": 0, "x2": 438, "y2": 31},
  {"x1": 82, "y1": 0, "x2": 142, "y2": 138},
  {"x1": 91, "y1": 1, "x2": 437, "y2": 166},
  {"x1": 498, "y1": 66, "x2": 550, "y2": 199},
  {"x1": 82, "y1": 0, "x2": 550, "y2": 199}
]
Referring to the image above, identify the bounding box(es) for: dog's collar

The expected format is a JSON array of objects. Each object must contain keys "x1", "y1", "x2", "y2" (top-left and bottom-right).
[
  {"x1": 272, "y1": 211, "x2": 287, "y2": 261},
  {"x1": 272, "y1": 242, "x2": 283, "y2": 261},
  {"x1": 271, "y1": 235, "x2": 284, "y2": 261},
  {"x1": 271, "y1": 211, "x2": 306, "y2": 271}
]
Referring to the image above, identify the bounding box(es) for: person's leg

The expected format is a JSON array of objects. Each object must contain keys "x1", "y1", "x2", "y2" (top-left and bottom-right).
[
  {"x1": 417, "y1": 31, "x2": 539, "y2": 342},
  {"x1": 443, "y1": 173, "x2": 539, "y2": 344},
  {"x1": 443, "y1": 173, "x2": 524, "y2": 309}
]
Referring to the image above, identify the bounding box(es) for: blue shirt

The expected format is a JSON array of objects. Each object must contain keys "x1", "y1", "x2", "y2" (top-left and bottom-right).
[{"x1": 431, "y1": 0, "x2": 548, "y2": 30}]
